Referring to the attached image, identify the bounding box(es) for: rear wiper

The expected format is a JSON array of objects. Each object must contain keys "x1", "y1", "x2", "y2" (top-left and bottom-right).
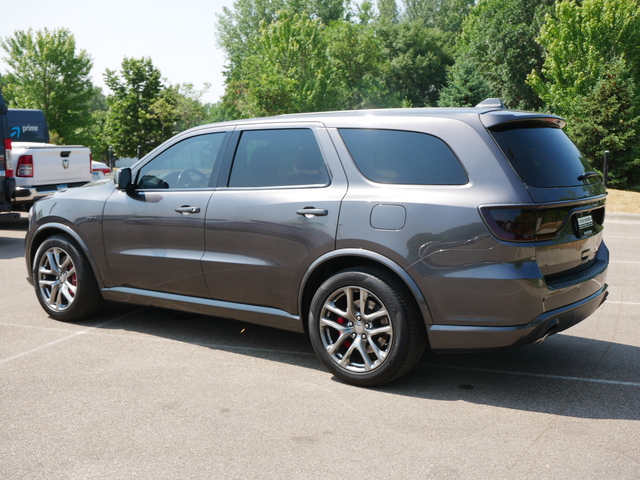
[{"x1": 578, "y1": 171, "x2": 600, "y2": 181}]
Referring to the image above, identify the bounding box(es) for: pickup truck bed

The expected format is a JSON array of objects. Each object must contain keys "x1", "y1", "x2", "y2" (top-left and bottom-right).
[{"x1": 12, "y1": 142, "x2": 92, "y2": 208}]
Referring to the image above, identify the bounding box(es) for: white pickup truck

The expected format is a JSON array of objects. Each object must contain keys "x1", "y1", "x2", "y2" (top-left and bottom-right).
[{"x1": 8, "y1": 109, "x2": 92, "y2": 210}]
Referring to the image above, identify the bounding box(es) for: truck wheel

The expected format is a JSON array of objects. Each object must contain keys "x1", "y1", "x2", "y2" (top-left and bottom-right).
[
  {"x1": 33, "y1": 235, "x2": 103, "y2": 322},
  {"x1": 308, "y1": 267, "x2": 427, "y2": 387}
]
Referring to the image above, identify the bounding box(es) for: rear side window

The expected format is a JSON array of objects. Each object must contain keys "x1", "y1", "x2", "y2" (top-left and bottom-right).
[
  {"x1": 338, "y1": 128, "x2": 467, "y2": 185},
  {"x1": 489, "y1": 125, "x2": 596, "y2": 188},
  {"x1": 229, "y1": 129, "x2": 329, "y2": 188}
]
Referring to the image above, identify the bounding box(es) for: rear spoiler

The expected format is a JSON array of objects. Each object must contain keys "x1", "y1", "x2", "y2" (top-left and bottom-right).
[{"x1": 480, "y1": 111, "x2": 566, "y2": 130}]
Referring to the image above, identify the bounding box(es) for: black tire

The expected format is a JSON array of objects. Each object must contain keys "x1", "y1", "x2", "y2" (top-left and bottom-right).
[
  {"x1": 308, "y1": 267, "x2": 427, "y2": 386},
  {"x1": 32, "y1": 235, "x2": 103, "y2": 322}
]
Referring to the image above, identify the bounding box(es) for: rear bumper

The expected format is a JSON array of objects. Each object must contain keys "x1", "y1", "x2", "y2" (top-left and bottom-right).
[
  {"x1": 427, "y1": 284, "x2": 608, "y2": 352},
  {"x1": 13, "y1": 181, "x2": 89, "y2": 203}
]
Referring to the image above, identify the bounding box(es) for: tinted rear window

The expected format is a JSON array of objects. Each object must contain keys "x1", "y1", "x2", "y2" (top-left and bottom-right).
[
  {"x1": 339, "y1": 128, "x2": 467, "y2": 185},
  {"x1": 489, "y1": 125, "x2": 596, "y2": 188}
]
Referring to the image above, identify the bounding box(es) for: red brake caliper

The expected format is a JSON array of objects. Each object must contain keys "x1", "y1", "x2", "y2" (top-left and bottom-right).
[
  {"x1": 337, "y1": 317, "x2": 351, "y2": 348},
  {"x1": 69, "y1": 267, "x2": 77, "y2": 297}
]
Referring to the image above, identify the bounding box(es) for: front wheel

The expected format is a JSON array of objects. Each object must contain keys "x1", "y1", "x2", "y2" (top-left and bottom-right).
[
  {"x1": 308, "y1": 267, "x2": 426, "y2": 386},
  {"x1": 32, "y1": 235, "x2": 103, "y2": 322}
]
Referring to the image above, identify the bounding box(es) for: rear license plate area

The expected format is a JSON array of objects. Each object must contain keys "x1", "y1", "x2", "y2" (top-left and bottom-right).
[{"x1": 575, "y1": 213, "x2": 594, "y2": 238}]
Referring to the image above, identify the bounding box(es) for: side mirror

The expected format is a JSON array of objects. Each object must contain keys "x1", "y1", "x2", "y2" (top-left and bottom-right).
[{"x1": 115, "y1": 167, "x2": 133, "y2": 191}]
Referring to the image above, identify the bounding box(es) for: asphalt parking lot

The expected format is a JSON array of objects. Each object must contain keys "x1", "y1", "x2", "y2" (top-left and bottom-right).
[{"x1": 1, "y1": 211, "x2": 638, "y2": 479}]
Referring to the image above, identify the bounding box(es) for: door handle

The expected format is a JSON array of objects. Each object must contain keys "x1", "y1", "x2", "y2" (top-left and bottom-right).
[
  {"x1": 175, "y1": 206, "x2": 201, "y2": 214},
  {"x1": 296, "y1": 207, "x2": 328, "y2": 218}
]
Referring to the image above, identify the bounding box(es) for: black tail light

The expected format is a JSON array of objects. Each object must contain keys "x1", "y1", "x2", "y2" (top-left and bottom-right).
[{"x1": 480, "y1": 203, "x2": 605, "y2": 242}]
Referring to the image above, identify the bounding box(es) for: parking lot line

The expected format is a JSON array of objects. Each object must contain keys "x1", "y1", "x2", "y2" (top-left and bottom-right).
[
  {"x1": 0, "y1": 309, "x2": 144, "y2": 366},
  {"x1": 428, "y1": 364, "x2": 640, "y2": 388}
]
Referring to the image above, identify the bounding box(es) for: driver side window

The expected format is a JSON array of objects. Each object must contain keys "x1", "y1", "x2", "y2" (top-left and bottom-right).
[{"x1": 137, "y1": 133, "x2": 225, "y2": 189}]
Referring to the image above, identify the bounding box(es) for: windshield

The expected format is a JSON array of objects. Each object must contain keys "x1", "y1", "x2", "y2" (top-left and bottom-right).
[{"x1": 489, "y1": 125, "x2": 597, "y2": 188}]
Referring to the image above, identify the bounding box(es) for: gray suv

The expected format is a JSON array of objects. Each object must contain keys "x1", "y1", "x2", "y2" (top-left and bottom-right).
[{"x1": 25, "y1": 100, "x2": 609, "y2": 386}]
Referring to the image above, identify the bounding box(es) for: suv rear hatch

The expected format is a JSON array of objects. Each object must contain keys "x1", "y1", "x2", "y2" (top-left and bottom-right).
[{"x1": 479, "y1": 111, "x2": 607, "y2": 285}]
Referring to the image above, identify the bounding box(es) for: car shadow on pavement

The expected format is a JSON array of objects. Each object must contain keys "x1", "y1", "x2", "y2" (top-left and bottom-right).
[
  {"x1": 75, "y1": 301, "x2": 640, "y2": 422},
  {"x1": 386, "y1": 335, "x2": 640, "y2": 422},
  {"x1": 0, "y1": 214, "x2": 29, "y2": 260},
  {"x1": 0, "y1": 213, "x2": 27, "y2": 229}
]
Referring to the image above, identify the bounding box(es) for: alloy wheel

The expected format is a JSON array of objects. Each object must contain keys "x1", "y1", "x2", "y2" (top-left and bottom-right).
[
  {"x1": 319, "y1": 285, "x2": 393, "y2": 373},
  {"x1": 37, "y1": 246, "x2": 78, "y2": 312}
]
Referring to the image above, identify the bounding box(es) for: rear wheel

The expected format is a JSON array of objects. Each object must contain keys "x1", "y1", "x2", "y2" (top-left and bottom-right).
[
  {"x1": 309, "y1": 267, "x2": 426, "y2": 386},
  {"x1": 33, "y1": 235, "x2": 103, "y2": 322}
]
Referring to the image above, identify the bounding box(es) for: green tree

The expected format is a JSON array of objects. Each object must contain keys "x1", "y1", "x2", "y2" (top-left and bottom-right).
[
  {"x1": 568, "y1": 59, "x2": 640, "y2": 190},
  {"x1": 439, "y1": 0, "x2": 554, "y2": 109},
  {"x1": 227, "y1": 13, "x2": 331, "y2": 116},
  {"x1": 325, "y1": 19, "x2": 389, "y2": 108},
  {"x1": 528, "y1": 0, "x2": 640, "y2": 115},
  {"x1": 378, "y1": 0, "x2": 400, "y2": 24},
  {"x1": 104, "y1": 57, "x2": 177, "y2": 157},
  {"x1": 224, "y1": 11, "x2": 390, "y2": 117},
  {"x1": 377, "y1": 20, "x2": 453, "y2": 106},
  {"x1": 217, "y1": 1, "x2": 353, "y2": 119},
  {"x1": 216, "y1": 0, "x2": 348, "y2": 60},
  {"x1": 437, "y1": 58, "x2": 492, "y2": 107},
  {"x1": 528, "y1": 0, "x2": 640, "y2": 190},
  {"x1": 81, "y1": 90, "x2": 109, "y2": 160},
  {"x1": 0, "y1": 28, "x2": 98, "y2": 144},
  {"x1": 404, "y1": 0, "x2": 475, "y2": 33},
  {"x1": 169, "y1": 83, "x2": 213, "y2": 132}
]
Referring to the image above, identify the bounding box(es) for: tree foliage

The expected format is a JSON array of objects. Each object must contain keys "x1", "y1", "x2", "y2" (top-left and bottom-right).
[
  {"x1": 224, "y1": 13, "x2": 334, "y2": 117},
  {"x1": 438, "y1": 0, "x2": 554, "y2": 109},
  {"x1": 377, "y1": 19, "x2": 453, "y2": 107},
  {"x1": 104, "y1": 57, "x2": 177, "y2": 157},
  {"x1": 223, "y1": 11, "x2": 389, "y2": 117},
  {"x1": 217, "y1": 0, "x2": 457, "y2": 117},
  {"x1": 569, "y1": 59, "x2": 640, "y2": 190},
  {"x1": 403, "y1": 0, "x2": 476, "y2": 33},
  {"x1": 529, "y1": 0, "x2": 640, "y2": 190},
  {"x1": 0, "y1": 28, "x2": 99, "y2": 144},
  {"x1": 216, "y1": 0, "x2": 348, "y2": 61},
  {"x1": 528, "y1": 0, "x2": 640, "y2": 114}
]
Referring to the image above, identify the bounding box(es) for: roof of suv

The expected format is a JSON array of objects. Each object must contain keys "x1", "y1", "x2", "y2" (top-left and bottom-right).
[{"x1": 193, "y1": 105, "x2": 565, "y2": 132}]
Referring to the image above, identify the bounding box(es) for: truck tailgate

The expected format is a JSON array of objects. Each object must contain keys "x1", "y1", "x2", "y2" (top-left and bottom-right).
[{"x1": 20, "y1": 145, "x2": 90, "y2": 186}]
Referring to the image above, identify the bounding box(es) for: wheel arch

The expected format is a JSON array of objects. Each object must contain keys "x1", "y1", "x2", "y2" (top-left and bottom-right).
[
  {"x1": 27, "y1": 223, "x2": 105, "y2": 289},
  {"x1": 298, "y1": 249, "x2": 434, "y2": 335}
]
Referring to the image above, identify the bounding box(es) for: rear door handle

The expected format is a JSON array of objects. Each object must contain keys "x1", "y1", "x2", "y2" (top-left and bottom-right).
[
  {"x1": 296, "y1": 207, "x2": 328, "y2": 217},
  {"x1": 175, "y1": 206, "x2": 201, "y2": 214}
]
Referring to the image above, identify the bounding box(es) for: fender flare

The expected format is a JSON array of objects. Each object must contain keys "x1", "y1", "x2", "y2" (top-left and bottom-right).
[
  {"x1": 27, "y1": 222, "x2": 106, "y2": 290},
  {"x1": 299, "y1": 248, "x2": 434, "y2": 326}
]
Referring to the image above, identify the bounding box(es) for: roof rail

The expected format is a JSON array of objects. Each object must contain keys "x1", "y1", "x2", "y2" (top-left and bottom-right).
[{"x1": 475, "y1": 98, "x2": 505, "y2": 109}]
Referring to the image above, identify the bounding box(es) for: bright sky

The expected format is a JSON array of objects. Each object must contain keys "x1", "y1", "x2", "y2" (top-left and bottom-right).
[{"x1": 0, "y1": 0, "x2": 237, "y2": 104}]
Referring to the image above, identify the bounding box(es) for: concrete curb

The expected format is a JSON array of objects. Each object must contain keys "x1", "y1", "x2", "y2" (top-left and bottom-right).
[{"x1": 607, "y1": 212, "x2": 640, "y2": 222}]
